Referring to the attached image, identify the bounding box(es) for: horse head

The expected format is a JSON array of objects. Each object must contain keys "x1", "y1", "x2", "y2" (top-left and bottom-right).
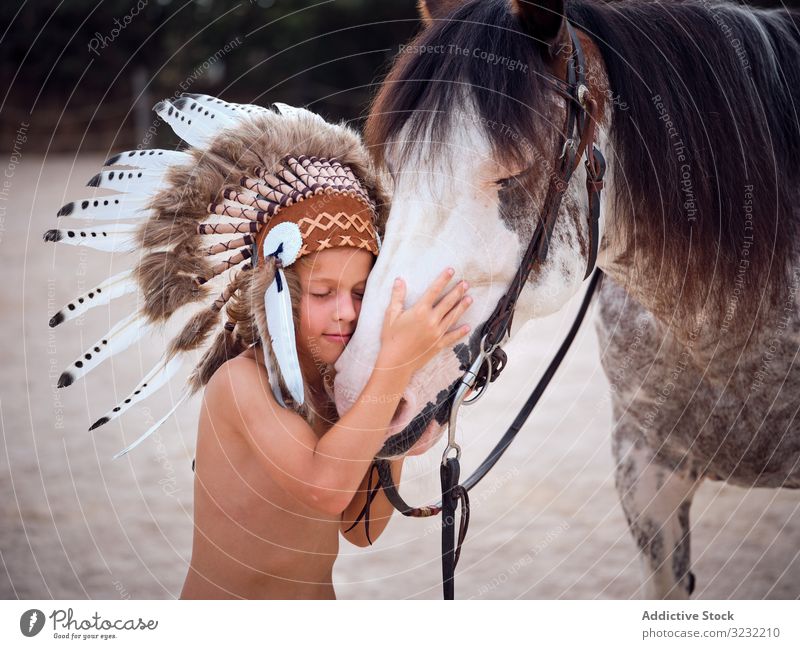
[{"x1": 334, "y1": 0, "x2": 610, "y2": 458}]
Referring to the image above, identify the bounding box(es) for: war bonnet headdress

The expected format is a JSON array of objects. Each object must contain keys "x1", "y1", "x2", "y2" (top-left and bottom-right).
[{"x1": 44, "y1": 94, "x2": 386, "y2": 458}]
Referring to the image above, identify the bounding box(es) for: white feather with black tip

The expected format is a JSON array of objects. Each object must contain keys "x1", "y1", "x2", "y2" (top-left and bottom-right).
[
  {"x1": 103, "y1": 149, "x2": 191, "y2": 170},
  {"x1": 112, "y1": 388, "x2": 190, "y2": 459},
  {"x1": 89, "y1": 354, "x2": 184, "y2": 431},
  {"x1": 262, "y1": 223, "x2": 304, "y2": 406},
  {"x1": 153, "y1": 99, "x2": 237, "y2": 148},
  {"x1": 262, "y1": 342, "x2": 286, "y2": 408},
  {"x1": 57, "y1": 193, "x2": 152, "y2": 221},
  {"x1": 43, "y1": 223, "x2": 139, "y2": 253},
  {"x1": 86, "y1": 168, "x2": 168, "y2": 194},
  {"x1": 183, "y1": 93, "x2": 272, "y2": 121},
  {"x1": 49, "y1": 269, "x2": 137, "y2": 328},
  {"x1": 271, "y1": 102, "x2": 327, "y2": 126},
  {"x1": 57, "y1": 311, "x2": 151, "y2": 388}
]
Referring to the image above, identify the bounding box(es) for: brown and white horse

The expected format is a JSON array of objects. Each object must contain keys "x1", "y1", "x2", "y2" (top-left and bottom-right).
[{"x1": 334, "y1": 0, "x2": 800, "y2": 598}]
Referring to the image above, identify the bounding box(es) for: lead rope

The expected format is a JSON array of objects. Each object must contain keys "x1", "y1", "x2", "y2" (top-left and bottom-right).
[
  {"x1": 440, "y1": 456, "x2": 469, "y2": 600},
  {"x1": 341, "y1": 456, "x2": 470, "y2": 597},
  {"x1": 342, "y1": 460, "x2": 382, "y2": 545}
]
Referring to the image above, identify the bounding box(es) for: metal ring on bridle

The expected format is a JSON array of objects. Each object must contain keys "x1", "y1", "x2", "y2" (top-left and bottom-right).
[
  {"x1": 464, "y1": 334, "x2": 499, "y2": 404},
  {"x1": 577, "y1": 83, "x2": 590, "y2": 106},
  {"x1": 443, "y1": 334, "x2": 503, "y2": 464},
  {"x1": 560, "y1": 137, "x2": 576, "y2": 161}
]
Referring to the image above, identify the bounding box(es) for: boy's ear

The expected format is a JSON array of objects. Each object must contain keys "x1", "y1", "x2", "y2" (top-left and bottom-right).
[
  {"x1": 418, "y1": 0, "x2": 464, "y2": 26},
  {"x1": 510, "y1": 0, "x2": 568, "y2": 58}
]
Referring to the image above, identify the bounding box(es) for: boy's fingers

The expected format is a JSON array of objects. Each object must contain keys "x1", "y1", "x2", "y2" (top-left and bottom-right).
[
  {"x1": 390, "y1": 277, "x2": 406, "y2": 313},
  {"x1": 442, "y1": 323, "x2": 471, "y2": 347},
  {"x1": 442, "y1": 294, "x2": 472, "y2": 330},
  {"x1": 433, "y1": 281, "x2": 468, "y2": 319},
  {"x1": 420, "y1": 267, "x2": 455, "y2": 307}
]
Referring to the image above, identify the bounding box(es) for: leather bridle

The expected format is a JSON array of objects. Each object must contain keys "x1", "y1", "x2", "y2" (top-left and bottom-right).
[{"x1": 345, "y1": 23, "x2": 607, "y2": 600}]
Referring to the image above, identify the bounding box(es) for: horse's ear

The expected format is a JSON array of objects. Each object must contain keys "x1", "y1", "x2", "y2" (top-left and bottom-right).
[
  {"x1": 418, "y1": 0, "x2": 464, "y2": 26},
  {"x1": 510, "y1": 0, "x2": 568, "y2": 55}
]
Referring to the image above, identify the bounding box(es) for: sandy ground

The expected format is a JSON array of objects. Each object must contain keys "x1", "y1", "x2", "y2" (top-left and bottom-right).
[{"x1": 1, "y1": 155, "x2": 798, "y2": 600}]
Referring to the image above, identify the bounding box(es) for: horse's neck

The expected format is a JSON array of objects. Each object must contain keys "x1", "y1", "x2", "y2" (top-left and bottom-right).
[{"x1": 599, "y1": 224, "x2": 800, "y2": 383}]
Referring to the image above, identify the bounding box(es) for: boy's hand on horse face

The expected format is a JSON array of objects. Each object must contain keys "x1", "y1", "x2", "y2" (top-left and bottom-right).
[{"x1": 378, "y1": 267, "x2": 472, "y2": 375}]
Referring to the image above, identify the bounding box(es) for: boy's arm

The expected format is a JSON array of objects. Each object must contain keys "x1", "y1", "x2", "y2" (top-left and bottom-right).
[
  {"x1": 209, "y1": 352, "x2": 413, "y2": 517},
  {"x1": 208, "y1": 268, "x2": 470, "y2": 517},
  {"x1": 340, "y1": 457, "x2": 405, "y2": 547}
]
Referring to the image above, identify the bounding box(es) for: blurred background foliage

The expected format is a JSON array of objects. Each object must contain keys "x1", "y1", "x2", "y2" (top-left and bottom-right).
[
  {"x1": 1, "y1": 0, "x2": 797, "y2": 152},
  {"x1": 1, "y1": 0, "x2": 419, "y2": 152}
]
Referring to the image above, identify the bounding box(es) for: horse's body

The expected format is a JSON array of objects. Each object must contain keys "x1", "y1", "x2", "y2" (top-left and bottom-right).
[
  {"x1": 597, "y1": 271, "x2": 800, "y2": 596},
  {"x1": 334, "y1": 0, "x2": 800, "y2": 597}
]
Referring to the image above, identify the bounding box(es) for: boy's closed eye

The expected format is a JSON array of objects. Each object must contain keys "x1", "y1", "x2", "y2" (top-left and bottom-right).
[
  {"x1": 311, "y1": 289, "x2": 364, "y2": 300},
  {"x1": 310, "y1": 289, "x2": 365, "y2": 300}
]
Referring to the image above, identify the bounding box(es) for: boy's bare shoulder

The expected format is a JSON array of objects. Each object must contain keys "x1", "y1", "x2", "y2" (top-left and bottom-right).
[
  {"x1": 204, "y1": 353, "x2": 269, "y2": 411},
  {"x1": 202, "y1": 351, "x2": 309, "y2": 435}
]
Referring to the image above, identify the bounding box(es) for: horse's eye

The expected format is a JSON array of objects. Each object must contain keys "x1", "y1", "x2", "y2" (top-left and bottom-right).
[{"x1": 495, "y1": 166, "x2": 530, "y2": 189}]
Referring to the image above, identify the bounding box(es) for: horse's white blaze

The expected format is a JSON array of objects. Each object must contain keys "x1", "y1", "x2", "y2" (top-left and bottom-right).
[{"x1": 335, "y1": 117, "x2": 528, "y2": 446}]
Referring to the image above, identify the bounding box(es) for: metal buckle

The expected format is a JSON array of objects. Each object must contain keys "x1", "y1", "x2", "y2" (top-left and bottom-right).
[
  {"x1": 560, "y1": 138, "x2": 576, "y2": 161},
  {"x1": 443, "y1": 334, "x2": 504, "y2": 465},
  {"x1": 577, "y1": 84, "x2": 590, "y2": 107}
]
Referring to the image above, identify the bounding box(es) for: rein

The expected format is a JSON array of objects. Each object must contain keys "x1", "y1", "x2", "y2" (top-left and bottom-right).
[{"x1": 346, "y1": 23, "x2": 606, "y2": 599}]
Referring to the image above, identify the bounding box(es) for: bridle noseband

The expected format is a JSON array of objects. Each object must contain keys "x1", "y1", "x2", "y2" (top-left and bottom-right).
[{"x1": 345, "y1": 23, "x2": 607, "y2": 600}]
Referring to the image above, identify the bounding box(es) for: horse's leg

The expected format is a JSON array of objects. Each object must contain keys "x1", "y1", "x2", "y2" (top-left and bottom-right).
[{"x1": 613, "y1": 426, "x2": 701, "y2": 599}]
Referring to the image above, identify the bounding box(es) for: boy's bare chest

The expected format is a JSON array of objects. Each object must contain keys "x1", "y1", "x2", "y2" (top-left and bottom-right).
[{"x1": 192, "y1": 418, "x2": 341, "y2": 572}]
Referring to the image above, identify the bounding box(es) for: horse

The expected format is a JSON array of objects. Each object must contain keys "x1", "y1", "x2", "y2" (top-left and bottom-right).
[{"x1": 333, "y1": 0, "x2": 800, "y2": 598}]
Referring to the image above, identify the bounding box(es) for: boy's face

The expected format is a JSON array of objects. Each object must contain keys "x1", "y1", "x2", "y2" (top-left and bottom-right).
[{"x1": 296, "y1": 247, "x2": 374, "y2": 366}]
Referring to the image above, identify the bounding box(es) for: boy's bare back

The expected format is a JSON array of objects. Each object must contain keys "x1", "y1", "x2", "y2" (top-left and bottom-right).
[{"x1": 181, "y1": 347, "x2": 340, "y2": 599}]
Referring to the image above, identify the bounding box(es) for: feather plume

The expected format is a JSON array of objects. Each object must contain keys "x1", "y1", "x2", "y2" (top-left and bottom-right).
[
  {"x1": 43, "y1": 223, "x2": 139, "y2": 253},
  {"x1": 264, "y1": 266, "x2": 304, "y2": 405},
  {"x1": 57, "y1": 311, "x2": 151, "y2": 388},
  {"x1": 262, "y1": 337, "x2": 286, "y2": 407},
  {"x1": 271, "y1": 102, "x2": 327, "y2": 126},
  {"x1": 137, "y1": 213, "x2": 200, "y2": 250},
  {"x1": 187, "y1": 328, "x2": 243, "y2": 394},
  {"x1": 199, "y1": 246, "x2": 253, "y2": 284},
  {"x1": 135, "y1": 250, "x2": 212, "y2": 322},
  {"x1": 57, "y1": 194, "x2": 152, "y2": 221},
  {"x1": 86, "y1": 168, "x2": 168, "y2": 194},
  {"x1": 89, "y1": 354, "x2": 184, "y2": 430},
  {"x1": 153, "y1": 99, "x2": 236, "y2": 148},
  {"x1": 112, "y1": 388, "x2": 190, "y2": 459},
  {"x1": 183, "y1": 93, "x2": 272, "y2": 121},
  {"x1": 221, "y1": 186, "x2": 281, "y2": 213},
  {"x1": 104, "y1": 149, "x2": 191, "y2": 169},
  {"x1": 166, "y1": 306, "x2": 221, "y2": 359},
  {"x1": 208, "y1": 199, "x2": 272, "y2": 221},
  {"x1": 196, "y1": 221, "x2": 259, "y2": 236},
  {"x1": 49, "y1": 270, "x2": 137, "y2": 328}
]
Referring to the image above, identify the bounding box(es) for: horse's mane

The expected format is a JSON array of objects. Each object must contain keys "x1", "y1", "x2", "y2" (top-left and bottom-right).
[
  {"x1": 365, "y1": 0, "x2": 552, "y2": 170},
  {"x1": 366, "y1": 0, "x2": 800, "y2": 323},
  {"x1": 569, "y1": 0, "x2": 800, "y2": 322}
]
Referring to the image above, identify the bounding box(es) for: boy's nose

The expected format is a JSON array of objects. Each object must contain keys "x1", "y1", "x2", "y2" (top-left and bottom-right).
[{"x1": 334, "y1": 293, "x2": 357, "y2": 322}]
